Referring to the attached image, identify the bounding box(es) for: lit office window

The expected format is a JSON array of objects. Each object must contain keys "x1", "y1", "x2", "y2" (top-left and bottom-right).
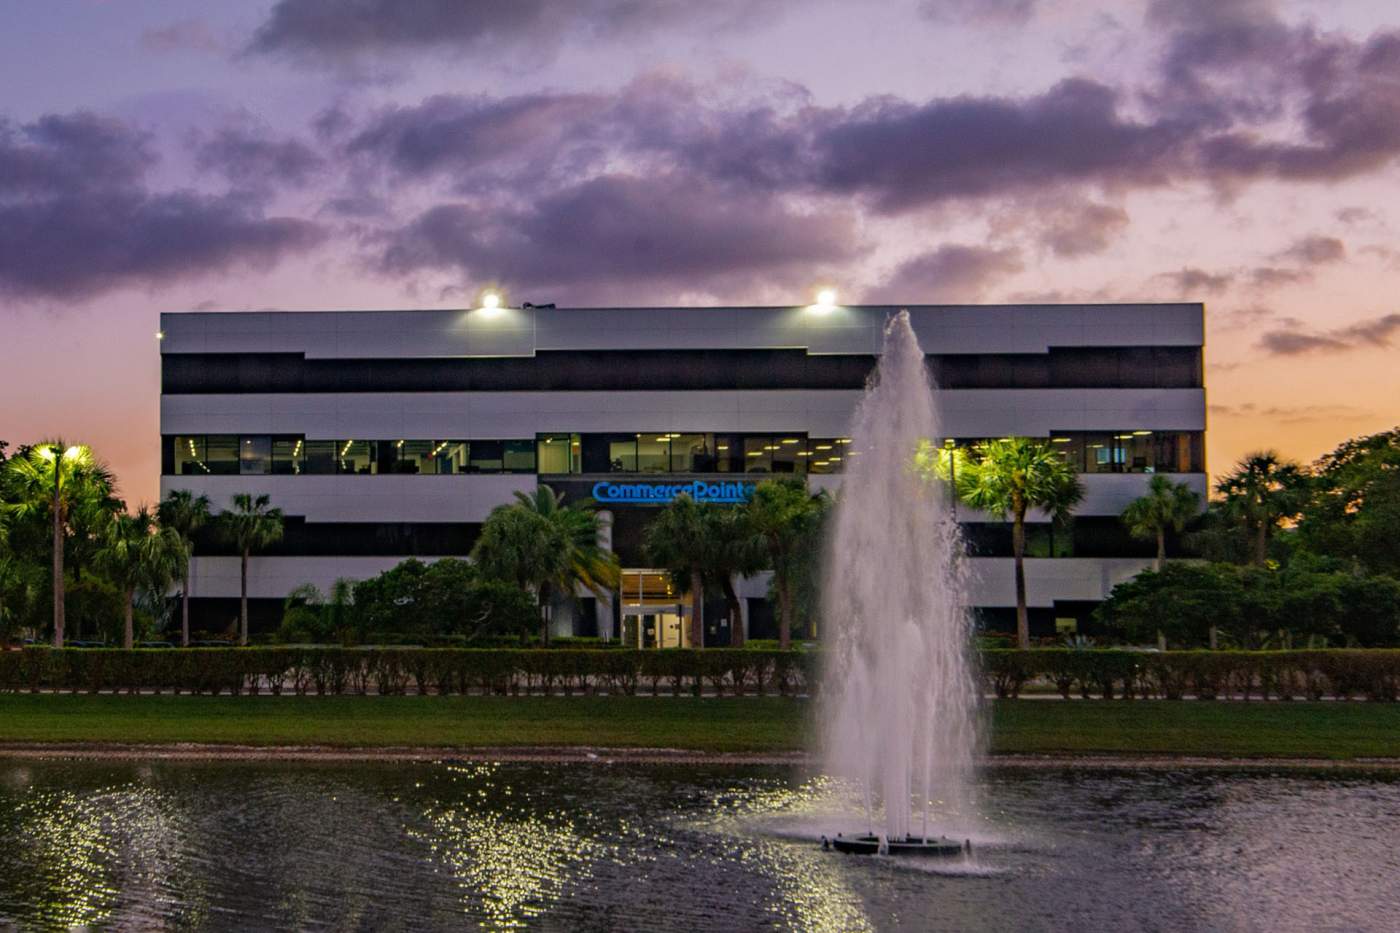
[
  {"x1": 302, "y1": 440, "x2": 338, "y2": 474},
  {"x1": 339, "y1": 440, "x2": 374, "y2": 475},
  {"x1": 743, "y1": 436, "x2": 773, "y2": 473},
  {"x1": 271, "y1": 436, "x2": 304, "y2": 475},
  {"x1": 669, "y1": 434, "x2": 712, "y2": 472},
  {"x1": 238, "y1": 436, "x2": 271, "y2": 475},
  {"x1": 467, "y1": 440, "x2": 503, "y2": 473},
  {"x1": 205, "y1": 436, "x2": 240, "y2": 475},
  {"x1": 503, "y1": 440, "x2": 536, "y2": 473},
  {"x1": 637, "y1": 434, "x2": 670, "y2": 473},
  {"x1": 537, "y1": 434, "x2": 580, "y2": 474},
  {"x1": 378, "y1": 439, "x2": 435, "y2": 474},
  {"x1": 771, "y1": 436, "x2": 803, "y2": 474},
  {"x1": 807, "y1": 438, "x2": 839, "y2": 474},
  {"x1": 431, "y1": 441, "x2": 469, "y2": 474},
  {"x1": 173, "y1": 436, "x2": 209, "y2": 475}
]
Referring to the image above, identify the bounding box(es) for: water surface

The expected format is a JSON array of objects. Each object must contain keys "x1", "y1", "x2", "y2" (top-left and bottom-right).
[{"x1": 1, "y1": 759, "x2": 1397, "y2": 931}]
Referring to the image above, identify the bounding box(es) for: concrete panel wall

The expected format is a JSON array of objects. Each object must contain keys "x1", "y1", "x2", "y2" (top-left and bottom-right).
[
  {"x1": 162, "y1": 303, "x2": 1203, "y2": 358},
  {"x1": 186, "y1": 554, "x2": 1153, "y2": 607},
  {"x1": 161, "y1": 388, "x2": 1205, "y2": 439},
  {"x1": 161, "y1": 474, "x2": 534, "y2": 523}
]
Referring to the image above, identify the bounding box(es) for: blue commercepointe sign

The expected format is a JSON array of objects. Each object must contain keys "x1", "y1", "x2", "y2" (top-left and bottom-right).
[{"x1": 591, "y1": 479, "x2": 756, "y2": 505}]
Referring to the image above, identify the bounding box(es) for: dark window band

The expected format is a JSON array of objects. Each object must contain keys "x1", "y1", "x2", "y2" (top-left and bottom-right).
[
  {"x1": 185, "y1": 517, "x2": 1161, "y2": 560},
  {"x1": 192, "y1": 519, "x2": 482, "y2": 558},
  {"x1": 162, "y1": 346, "x2": 1203, "y2": 394}
]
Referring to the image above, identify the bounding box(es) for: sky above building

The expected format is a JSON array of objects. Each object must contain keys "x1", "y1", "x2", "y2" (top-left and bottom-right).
[{"x1": 2, "y1": 0, "x2": 1398, "y2": 505}]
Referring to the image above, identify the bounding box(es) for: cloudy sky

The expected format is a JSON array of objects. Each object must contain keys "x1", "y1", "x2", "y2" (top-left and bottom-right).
[{"x1": 2, "y1": 0, "x2": 1398, "y2": 504}]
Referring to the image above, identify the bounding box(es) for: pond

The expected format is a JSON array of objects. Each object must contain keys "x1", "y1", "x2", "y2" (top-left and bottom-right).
[{"x1": 1, "y1": 758, "x2": 1397, "y2": 931}]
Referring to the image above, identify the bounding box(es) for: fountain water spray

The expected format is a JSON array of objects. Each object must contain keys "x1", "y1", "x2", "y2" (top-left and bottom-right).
[{"x1": 821, "y1": 311, "x2": 978, "y2": 852}]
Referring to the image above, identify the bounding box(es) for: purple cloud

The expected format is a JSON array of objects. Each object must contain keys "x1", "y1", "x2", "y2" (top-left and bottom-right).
[
  {"x1": 1158, "y1": 267, "x2": 1233, "y2": 296},
  {"x1": 194, "y1": 124, "x2": 324, "y2": 191},
  {"x1": 0, "y1": 112, "x2": 324, "y2": 300},
  {"x1": 870, "y1": 244, "x2": 1023, "y2": 303},
  {"x1": 1257, "y1": 312, "x2": 1400, "y2": 355},
  {"x1": 376, "y1": 172, "x2": 862, "y2": 301},
  {"x1": 249, "y1": 0, "x2": 789, "y2": 62},
  {"x1": 1275, "y1": 234, "x2": 1346, "y2": 265}
]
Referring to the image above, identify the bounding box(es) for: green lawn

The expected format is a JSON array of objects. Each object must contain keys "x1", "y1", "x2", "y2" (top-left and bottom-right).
[{"x1": 1, "y1": 695, "x2": 1399, "y2": 759}]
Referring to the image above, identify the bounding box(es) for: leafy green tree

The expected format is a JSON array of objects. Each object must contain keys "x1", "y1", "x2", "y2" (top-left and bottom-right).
[
  {"x1": 1330, "y1": 574, "x2": 1400, "y2": 647},
  {"x1": 944, "y1": 438, "x2": 1085, "y2": 648},
  {"x1": 1122, "y1": 475, "x2": 1201, "y2": 571},
  {"x1": 1297, "y1": 428, "x2": 1400, "y2": 576},
  {"x1": 744, "y1": 478, "x2": 827, "y2": 649},
  {"x1": 96, "y1": 506, "x2": 188, "y2": 649},
  {"x1": 1095, "y1": 563, "x2": 1242, "y2": 648},
  {"x1": 280, "y1": 579, "x2": 356, "y2": 643},
  {"x1": 644, "y1": 495, "x2": 712, "y2": 648},
  {"x1": 1215, "y1": 451, "x2": 1310, "y2": 567},
  {"x1": 2, "y1": 441, "x2": 114, "y2": 646},
  {"x1": 472, "y1": 486, "x2": 618, "y2": 644},
  {"x1": 219, "y1": 493, "x2": 284, "y2": 645},
  {"x1": 701, "y1": 505, "x2": 766, "y2": 646},
  {"x1": 157, "y1": 489, "x2": 212, "y2": 646}
]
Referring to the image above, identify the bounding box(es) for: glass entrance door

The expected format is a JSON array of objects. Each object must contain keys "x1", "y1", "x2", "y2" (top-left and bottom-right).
[{"x1": 619, "y1": 569, "x2": 692, "y2": 648}]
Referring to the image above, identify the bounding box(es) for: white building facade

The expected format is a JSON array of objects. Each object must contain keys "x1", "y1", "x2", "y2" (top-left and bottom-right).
[{"x1": 158, "y1": 303, "x2": 1206, "y2": 642}]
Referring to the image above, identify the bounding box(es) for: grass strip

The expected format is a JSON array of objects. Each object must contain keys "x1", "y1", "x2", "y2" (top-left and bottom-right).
[{"x1": 1, "y1": 696, "x2": 1399, "y2": 759}]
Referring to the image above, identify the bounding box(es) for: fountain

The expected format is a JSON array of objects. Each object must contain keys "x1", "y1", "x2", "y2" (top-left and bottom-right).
[{"x1": 820, "y1": 310, "x2": 978, "y2": 856}]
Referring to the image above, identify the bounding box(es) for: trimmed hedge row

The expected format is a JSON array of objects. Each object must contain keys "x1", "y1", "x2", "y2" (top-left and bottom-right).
[
  {"x1": 0, "y1": 648, "x2": 819, "y2": 697},
  {"x1": 982, "y1": 649, "x2": 1400, "y2": 701},
  {"x1": 4, "y1": 648, "x2": 1399, "y2": 700}
]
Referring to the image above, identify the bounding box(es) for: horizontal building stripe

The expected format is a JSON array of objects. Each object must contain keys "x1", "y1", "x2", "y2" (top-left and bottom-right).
[
  {"x1": 160, "y1": 388, "x2": 1207, "y2": 439},
  {"x1": 159, "y1": 304, "x2": 1205, "y2": 359},
  {"x1": 160, "y1": 472, "x2": 1207, "y2": 523},
  {"x1": 161, "y1": 346, "x2": 1201, "y2": 394},
  {"x1": 183, "y1": 554, "x2": 1156, "y2": 607}
]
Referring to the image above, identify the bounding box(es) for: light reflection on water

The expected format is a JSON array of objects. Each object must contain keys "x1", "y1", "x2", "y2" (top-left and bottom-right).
[{"x1": 0, "y1": 760, "x2": 1398, "y2": 931}]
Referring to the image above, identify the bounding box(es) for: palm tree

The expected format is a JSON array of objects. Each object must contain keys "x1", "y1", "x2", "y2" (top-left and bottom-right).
[
  {"x1": 1215, "y1": 451, "x2": 1309, "y2": 566},
  {"x1": 701, "y1": 505, "x2": 766, "y2": 646},
  {"x1": 1121, "y1": 475, "x2": 1202, "y2": 649},
  {"x1": 745, "y1": 478, "x2": 826, "y2": 649},
  {"x1": 96, "y1": 506, "x2": 188, "y2": 649},
  {"x1": 220, "y1": 493, "x2": 284, "y2": 645},
  {"x1": 644, "y1": 495, "x2": 712, "y2": 648},
  {"x1": 472, "y1": 485, "x2": 618, "y2": 644},
  {"x1": 157, "y1": 490, "x2": 212, "y2": 646},
  {"x1": 2, "y1": 441, "x2": 114, "y2": 646},
  {"x1": 1122, "y1": 475, "x2": 1202, "y2": 572},
  {"x1": 950, "y1": 438, "x2": 1085, "y2": 649}
]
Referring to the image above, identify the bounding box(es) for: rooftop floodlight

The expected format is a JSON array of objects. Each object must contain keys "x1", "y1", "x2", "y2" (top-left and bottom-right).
[
  {"x1": 816, "y1": 288, "x2": 836, "y2": 308},
  {"x1": 482, "y1": 292, "x2": 500, "y2": 310}
]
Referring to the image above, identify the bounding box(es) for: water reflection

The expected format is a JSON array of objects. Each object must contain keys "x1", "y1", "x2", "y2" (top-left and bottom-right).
[{"x1": 0, "y1": 761, "x2": 1397, "y2": 931}]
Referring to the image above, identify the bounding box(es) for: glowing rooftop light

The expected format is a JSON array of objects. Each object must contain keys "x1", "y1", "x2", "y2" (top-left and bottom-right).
[
  {"x1": 816, "y1": 288, "x2": 836, "y2": 308},
  {"x1": 482, "y1": 292, "x2": 500, "y2": 310}
]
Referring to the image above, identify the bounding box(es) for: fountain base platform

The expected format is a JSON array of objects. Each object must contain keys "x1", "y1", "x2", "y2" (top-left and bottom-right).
[{"x1": 823, "y1": 834, "x2": 967, "y2": 857}]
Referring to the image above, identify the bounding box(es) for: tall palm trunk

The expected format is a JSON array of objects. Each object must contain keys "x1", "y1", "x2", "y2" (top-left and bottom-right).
[
  {"x1": 689, "y1": 568, "x2": 704, "y2": 649},
  {"x1": 778, "y1": 578, "x2": 795, "y2": 650},
  {"x1": 1253, "y1": 522, "x2": 1268, "y2": 566},
  {"x1": 1012, "y1": 507, "x2": 1029, "y2": 649},
  {"x1": 240, "y1": 546, "x2": 250, "y2": 646},
  {"x1": 721, "y1": 576, "x2": 744, "y2": 647},
  {"x1": 538, "y1": 583, "x2": 551, "y2": 646},
  {"x1": 51, "y1": 495, "x2": 64, "y2": 648},
  {"x1": 1155, "y1": 529, "x2": 1166, "y2": 572},
  {"x1": 181, "y1": 568, "x2": 191, "y2": 647},
  {"x1": 123, "y1": 589, "x2": 135, "y2": 650}
]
